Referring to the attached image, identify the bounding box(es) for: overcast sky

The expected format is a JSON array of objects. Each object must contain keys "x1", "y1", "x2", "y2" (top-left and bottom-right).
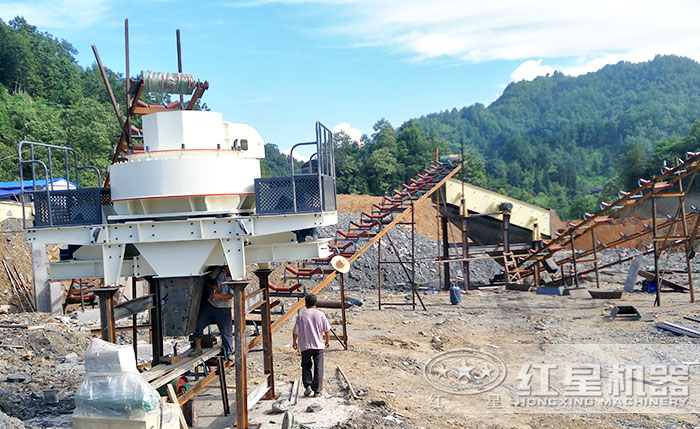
[{"x1": 2, "y1": 0, "x2": 699, "y2": 157}]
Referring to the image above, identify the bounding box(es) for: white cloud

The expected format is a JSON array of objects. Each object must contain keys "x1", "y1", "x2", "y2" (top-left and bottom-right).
[
  {"x1": 332, "y1": 122, "x2": 363, "y2": 143},
  {"x1": 0, "y1": 0, "x2": 109, "y2": 30},
  {"x1": 249, "y1": 0, "x2": 700, "y2": 80},
  {"x1": 510, "y1": 59, "x2": 555, "y2": 81}
]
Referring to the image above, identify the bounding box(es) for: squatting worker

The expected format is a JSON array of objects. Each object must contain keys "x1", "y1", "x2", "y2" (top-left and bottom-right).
[
  {"x1": 292, "y1": 293, "x2": 330, "y2": 397},
  {"x1": 190, "y1": 266, "x2": 234, "y2": 361}
]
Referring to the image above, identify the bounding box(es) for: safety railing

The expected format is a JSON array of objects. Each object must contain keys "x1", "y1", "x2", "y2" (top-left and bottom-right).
[
  {"x1": 254, "y1": 122, "x2": 336, "y2": 215},
  {"x1": 18, "y1": 141, "x2": 107, "y2": 228}
]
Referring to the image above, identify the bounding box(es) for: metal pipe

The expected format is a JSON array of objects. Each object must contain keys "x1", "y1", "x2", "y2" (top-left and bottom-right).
[
  {"x1": 125, "y1": 19, "x2": 132, "y2": 154},
  {"x1": 176, "y1": 29, "x2": 184, "y2": 107},
  {"x1": 92, "y1": 45, "x2": 125, "y2": 133}
]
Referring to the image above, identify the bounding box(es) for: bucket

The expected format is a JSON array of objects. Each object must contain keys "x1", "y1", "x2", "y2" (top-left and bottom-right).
[{"x1": 43, "y1": 388, "x2": 59, "y2": 404}]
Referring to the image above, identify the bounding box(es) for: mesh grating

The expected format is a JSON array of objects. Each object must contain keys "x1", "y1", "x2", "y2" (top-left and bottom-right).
[
  {"x1": 33, "y1": 188, "x2": 103, "y2": 227},
  {"x1": 255, "y1": 174, "x2": 336, "y2": 215}
]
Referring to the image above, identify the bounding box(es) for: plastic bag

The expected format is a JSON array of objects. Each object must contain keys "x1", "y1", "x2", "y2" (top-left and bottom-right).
[{"x1": 73, "y1": 339, "x2": 162, "y2": 419}]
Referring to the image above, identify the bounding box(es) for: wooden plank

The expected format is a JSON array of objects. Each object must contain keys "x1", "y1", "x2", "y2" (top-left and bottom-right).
[
  {"x1": 247, "y1": 375, "x2": 270, "y2": 410},
  {"x1": 166, "y1": 383, "x2": 188, "y2": 429},
  {"x1": 143, "y1": 347, "x2": 219, "y2": 383},
  {"x1": 336, "y1": 365, "x2": 357, "y2": 399},
  {"x1": 638, "y1": 270, "x2": 689, "y2": 291}
]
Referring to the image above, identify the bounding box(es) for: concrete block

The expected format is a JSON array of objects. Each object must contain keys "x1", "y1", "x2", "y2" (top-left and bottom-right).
[
  {"x1": 49, "y1": 282, "x2": 63, "y2": 314},
  {"x1": 75, "y1": 308, "x2": 100, "y2": 322},
  {"x1": 506, "y1": 283, "x2": 530, "y2": 291},
  {"x1": 31, "y1": 242, "x2": 50, "y2": 312},
  {"x1": 568, "y1": 288, "x2": 592, "y2": 299},
  {"x1": 536, "y1": 286, "x2": 564, "y2": 295}
]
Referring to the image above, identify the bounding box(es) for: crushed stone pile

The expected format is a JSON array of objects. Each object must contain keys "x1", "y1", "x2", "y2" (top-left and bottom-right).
[
  {"x1": 0, "y1": 312, "x2": 92, "y2": 423},
  {"x1": 317, "y1": 212, "x2": 503, "y2": 290}
]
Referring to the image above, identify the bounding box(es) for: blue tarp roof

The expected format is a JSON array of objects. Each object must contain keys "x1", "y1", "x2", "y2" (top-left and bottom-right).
[
  {"x1": 0, "y1": 178, "x2": 75, "y2": 190},
  {"x1": 0, "y1": 178, "x2": 76, "y2": 198}
]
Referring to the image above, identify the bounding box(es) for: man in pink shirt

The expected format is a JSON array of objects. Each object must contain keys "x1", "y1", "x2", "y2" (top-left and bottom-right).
[{"x1": 292, "y1": 294, "x2": 330, "y2": 397}]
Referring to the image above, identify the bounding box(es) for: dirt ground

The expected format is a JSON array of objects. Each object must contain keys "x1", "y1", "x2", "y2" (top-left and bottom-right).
[{"x1": 254, "y1": 275, "x2": 700, "y2": 429}]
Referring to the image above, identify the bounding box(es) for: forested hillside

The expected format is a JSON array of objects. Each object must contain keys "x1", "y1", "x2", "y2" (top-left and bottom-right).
[
  {"x1": 0, "y1": 17, "x2": 293, "y2": 184},
  {"x1": 413, "y1": 56, "x2": 700, "y2": 216},
  {"x1": 2, "y1": 17, "x2": 700, "y2": 219}
]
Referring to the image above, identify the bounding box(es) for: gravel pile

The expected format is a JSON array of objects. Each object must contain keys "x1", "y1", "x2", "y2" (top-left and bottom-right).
[
  {"x1": 317, "y1": 213, "x2": 503, "y2": 291},
  {"x1": 0, "y1": 312, "x2": 92, "y2": 424}
]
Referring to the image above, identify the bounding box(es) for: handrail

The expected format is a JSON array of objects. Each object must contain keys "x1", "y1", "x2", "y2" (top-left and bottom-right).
[
  {"x1": 17, "y1": 140, "x2": 102, "y2": 228},
  {"x1": 16, "y1": 160, "x2": 49, "y2": 229},
  {"x1": 78, "y1": 166, "x2": 103, "y2": 188}
]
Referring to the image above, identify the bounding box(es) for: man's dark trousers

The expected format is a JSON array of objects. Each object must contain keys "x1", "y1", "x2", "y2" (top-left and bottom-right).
[
  {"x1": 301, "y1": 349, "x2": 324, "y2": 392},
  {"x1": 194, "y1": 301, "x2": 233, "y2": 355}
]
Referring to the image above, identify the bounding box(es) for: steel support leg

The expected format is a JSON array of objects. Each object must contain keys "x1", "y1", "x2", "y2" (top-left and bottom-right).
[
  {"x1": 253, "y1": 269, "x2": 276, "y2": 399},
  {"x1": 231, "y1": 280, "x2": 250, "y2": 428},
  {"x1": 94, "y1": 287, "x2": 119, "y2": 343},
  {"x1": 339, "y1": 273, "x2": 348, "y2": 350},
  {"x1": 441, "y1": 216, "x2": 450, "y2": 291},
  {"x1": 132, "y1": 277, "x2": 138, "y2": 362},
  {"x1": 217, "y1": 356, "x2": 231, "y2": 416},
  {"x1": 149, "y1": 278, "x2": 164, "y2": 366}
]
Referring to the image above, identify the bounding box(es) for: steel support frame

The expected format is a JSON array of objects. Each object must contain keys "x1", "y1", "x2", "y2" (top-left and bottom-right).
[
  {"x1": 526, "y1": 160, "x2": 699, "y2": 304},
  {"x1": 252, "y1": 269, "x2": 276, "y2": 400},
  {"x1": 377, "y1": 202, "x2": 426, "y2": 311}
]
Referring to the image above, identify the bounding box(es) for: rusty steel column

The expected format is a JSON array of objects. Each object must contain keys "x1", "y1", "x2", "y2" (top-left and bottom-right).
[
  {"x1": 591, "y1": 228, "x2": 600, "y2": 289},
  {"x1": 149, "y1": 278, "x2": 163, "y2": 366},
  {"x1": 377, "y1": 237, "x2": 382, "y2": 310},
  {"x1": 569, "y1": 230, "x2": 579, "y2": 288},
  {"x1": 461, "y1": 205, "x2": 469, "y2": 290},
  {"x1": 253, "y1": 268, "x2": 276, "y2": 400},
  {"x1": 441, "y1": 216, "x2": 450, "y2": 291},
  {"x1": 132, "y1": 277, "x2": 138, "y2": 362},
  {"x1": 677, "y1": 177, "x2": 696, "y2": 303},
  {"x1": 411, "y1": 201, "x2": 416, "y2": 310},
  {"x1": 94, "y1": 287, "x2": 119, "y2": 343},
  {"x1": 339, "y1": 273, "x2": 348, "y2": 350},
  {"x1": 651, "y1": 184, "x2": 661, "y2": 307},
  {"x1": 231, "y1": 280, "x2": 250, "y2": 428}
]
